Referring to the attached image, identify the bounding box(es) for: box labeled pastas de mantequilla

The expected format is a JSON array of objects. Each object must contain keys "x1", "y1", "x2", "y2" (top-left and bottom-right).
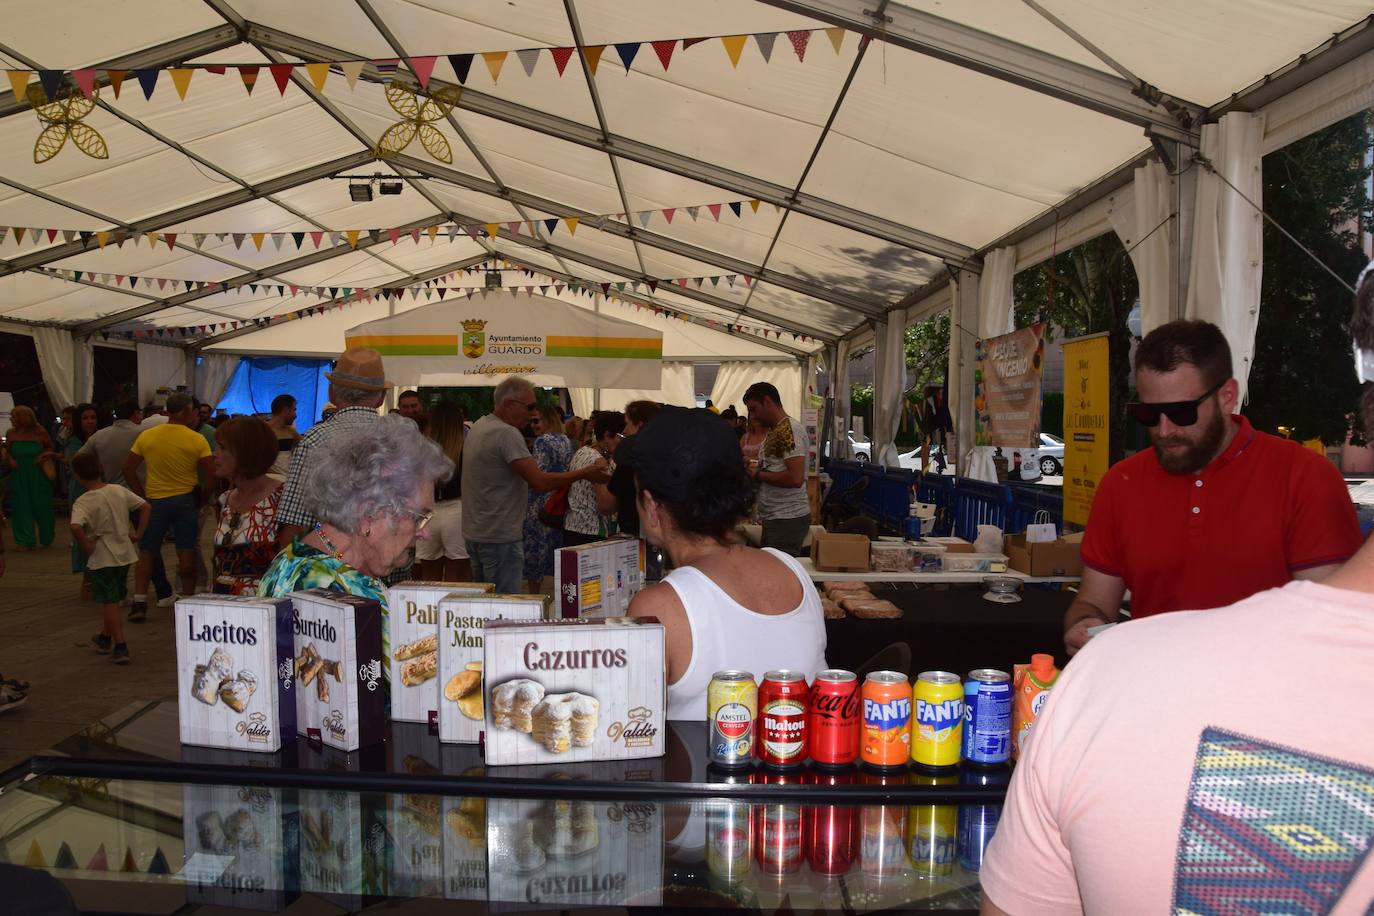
[
  {"x1": 481, "y1": 617, "x2": 665, "y2": 766},
  {"x1": 437, "y1": 593, "x2": 549, "y2": 745},
  {"x1": 289, "y1": 589, "x2": 385, "y2": 752},
  {"x1": 554, "y1": 537, "x2": 645, "y2": 619},
  {"x1": 386, "y1": 581, "x2": 494, "y2": 724},
  {"x1": 176, "y1": 595, "x2": 296, "y2": 753}
]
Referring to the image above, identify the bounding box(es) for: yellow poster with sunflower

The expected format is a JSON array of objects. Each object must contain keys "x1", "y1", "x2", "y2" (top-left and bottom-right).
[{"x1": 973, "y1": 323, "x2": 1046, "y2": 447}]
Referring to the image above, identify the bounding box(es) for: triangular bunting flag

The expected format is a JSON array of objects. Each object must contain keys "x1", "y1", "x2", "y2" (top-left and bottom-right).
[
  {"x1": 269, "y1": 64, "x2": 294, "y2": 95},
  {"x1": 485, "y1": 223, "x2": 499, "y2": 239},
  {"x1": 755, "y1": 32, "x2": 778, "y2": 63},
  {"x1": 677, "y1": 277, "x2": 688, "y2": 287},
  {"x1": 106, "y1": 70, "x2": 126, "y2": 98},
  {"x1": 143, "y1": 231, "x2": 156, "y2": 248},
  {"x1": 249, "y1": 284, "x2": 258, "y2": 295},
  {"x1": 708, "y1": 203, "x2": 722, "y2": 221},
  {"x1": 157, "y1": 278, "x2": 167, "y2": 290},
  {"x1": 729, "y1": 201, "x2": 742, "y2": 218},
  {"x1": 374, "y1": 59, "x2": 400, "y2": 83},
  {"x1": 648, "y1": 279, "x2": 659, "y2": 293},
  {"x1": 544, "y1": 218, "x2": 558, "y2": 234},
  {"x1": 614, "y1": 42, "x2": 641, "y2": 73},
  {"x1": 147, "y1": 848, "x2": 170, "y2": 875},
  {"x1": 169, "y1": 68, "x2": 194, "y2": 100},
  {"x1": 749, "y1": 199, "x2": 761, "y2": 212},
  {"x1": 231, "y1": 233, "x2": 245, "y2": 249},
  {"x1": 79, "y1": 230, "x2": 92, "y2": 246},
  {"x1": 727, "y1": 274, "x2": 737, "y2": 286},
  {"x1": 662, "y1": 208, "x2": 675, "y2": 223},
  {"x1": 482, "y1": 51, "x2": 507, "y2": 83},
  {"x1": 582, "y1": 46, "x2": 605, "y2": 76},
  {"x1": 550, "y1": 48, "x2": 576, "y2": 77},
  {"x1": 387, "y1": 228, "x2": 401, "y2": 245},
  {"x1": 6, "y1": 71, "x2": 30, "y2": 105},
  {"x1": 687, "y1": 206, "x2": 699, "y2": 221},
  {"x1": 651, "y1": 39, "x2": 677, "y2": 70},
  {"x1": 38, "y1": 70, "x2": 63, "y2": 101},
  {"x1": 135, "y1": 69, "x2": 159, "y2": 100},
  {"x1": 339, "y1": 60, "x2": 365, "y2": 89},
  {"x1": 787, "y1": 30, "x2": 811, "y2": 62},
  {"x1": 310, "y1": 231, "x2": 323, "y2": 248},
  {"x1": 516, "y1": 49, "x2": 540, "y2": 78},
  {"x1": 826, "y1": 27, "x2": 845, "y2": 54},
  {"x1": 330, "y1": 231, "x2": 343, "y2": 247},
  {"x1": 87, "y1": 844, "x2": 109, "y2": 871},
  {"x1": 721, "y1": 36, "x2": 748, "y2": 68},
  {"x1": 71, "y1": 69, "x2": 96, "y2": 98},
  {"x1": 304, "y1": 62, "x2": 330, "y2": 93},
  {"x1": 345, "y1": 229, "x2": 361, "y2": 248},
  {"x1": 238, "y1": 65, "x2": 259, "y2": 94},
  {"x1": 192, "y1": 233, "x2": 206, "y2": 248},
  {"x1": 507, "y1": 221, "x2": 522, "y2": 235},
  {"x1": 409, "y1": 227, "x2": 421, "y2": 243},
  {"x1": 25, "y1": 840, "x2": 46, "y2": 867},
  {"x1": 448, "y1": 54, "x2": 474, "y2": 84},
  {"x1": 251, "y1": 232, "x2": 265, "y2": 251},
  {"x1": 291, "y1": 231, "x2": 304, "y2": 249},
  {"x1": 63, "y1": 230, "x2": 75, "y2": 244},
  {"x1": 637, "y1": 211, "x2": 652, "y2": 228},
  {"x1": 12, "y1": 227, "x2": 24, "y2": 243},
  {"x1": 163, "y1": 233, "x2": 177, "y2": 251},
  {"x1": 271, "y1": 233, "x2": 285, "y2": 250},
  {"x1": 564, "y1": 217, "x2": 578, "y2": 236},
  {"x1": 683, "y1": 37, "x2": 711, "y2": 51},
  {"x1": 410, "y1": 55, "x2": 437, "y2": 89}
]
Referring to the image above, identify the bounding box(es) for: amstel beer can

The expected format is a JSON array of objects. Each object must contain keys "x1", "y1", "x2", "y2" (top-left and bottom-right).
[
  {"x1": 961, "y1": 669, "x2": 1012, "y2": 765},
  {"x1": 912, "y1": 671, "x2": 964, "y2": 768},
  {"x1": 807, "y1": 768, "x2": 857, "y2": 876},
  {"x1": 859, "y1": 767, "x2": 908, "y2": 879},
  {"x1": 708, "y1": 670, "x2": 757, "y2": 768},
  {"x1": 907, "y1": 769, "x2": 958, "y2": 878},
  {"x1": 808, "y1": 669, "x2": 861, "y2": 767},
  {"x1": 706, "y1": 768, "x2": 754, "y2": 890},
  {"x1": 754, "y1": 768, "x2": 806, "y2": 877},
  {"x1": 957, "y1": 765, "x2": 1010, "y2": 873},
  {"x1": 758, "y1": 670, "x2": 808, "y2": 768},
  {"x1": 861, "y1": 671, "x2": 911, "y2": 769}
]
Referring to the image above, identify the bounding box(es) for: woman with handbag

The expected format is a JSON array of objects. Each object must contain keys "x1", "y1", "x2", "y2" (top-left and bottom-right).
[
  {"x1": 2, "y1": 405, "x2": 57, "y2": 551},
  {"x1": 522, "y1": 404, "x2": 574, "y2": 593}
]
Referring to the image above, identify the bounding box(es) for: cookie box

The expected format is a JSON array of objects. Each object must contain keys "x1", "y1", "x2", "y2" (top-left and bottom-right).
[
  {"x1": 290, "y1": 589, "x2": 385, "y2": 752},
  {"x1": 388, "y1": 722, "x2": 446, "y2": 899},
  {"x1": 182, "y1": 782, "x2": 298, "y2": 910},
  {"x1": 554, "y1": 537, "x2": 645, "y2": 619},
  {"x1": 176, "y1": 595, "x2": 296, "y2": 753},
  {"x1": 299, "y1": 787, "x2": 389, "y2": 910},
  {"x1": 443, "y1": 791, "x2": 490, "y2": 902},
  {"x1": 437, "y1": 593, "x2": 549, "y2": 744},
  {"x1": 387, "y1": 581, "x2": 495, "y2": 724},
  {"x1": 481, "y1": 617, "x2": 666, "y2": 766}
]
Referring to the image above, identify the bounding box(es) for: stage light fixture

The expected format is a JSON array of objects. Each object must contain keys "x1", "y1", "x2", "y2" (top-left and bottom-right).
[
  {"x1": 378, "y1": 181, "x2": 403, "y2": 195},
  {"x1": 349, "y1": 181, "x2": 373, "y2": 202}
]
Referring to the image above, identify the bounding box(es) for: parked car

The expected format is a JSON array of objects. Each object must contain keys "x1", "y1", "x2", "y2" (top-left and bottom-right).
[
  {"x1": 821, "y1": 431, "x2": 873, "y2": 464},
  {"x1": 1021, "y1": 433, "x2": 1065, "y2": 477}
]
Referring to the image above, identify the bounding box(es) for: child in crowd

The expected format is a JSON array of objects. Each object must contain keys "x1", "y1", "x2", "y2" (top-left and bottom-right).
[{"x1": 69, "y1": 451, "x2": 148, "y2": 664}]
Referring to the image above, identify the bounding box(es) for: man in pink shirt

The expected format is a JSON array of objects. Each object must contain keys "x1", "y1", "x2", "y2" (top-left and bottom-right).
[{"x1": 981, "y1": 274, "x2": 1374, "y2": 914}]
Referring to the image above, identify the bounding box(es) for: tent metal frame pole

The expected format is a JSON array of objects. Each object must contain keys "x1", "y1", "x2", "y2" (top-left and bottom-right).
[{"x1": 243, "y1": 24, "x2": 977, "y2": 267}]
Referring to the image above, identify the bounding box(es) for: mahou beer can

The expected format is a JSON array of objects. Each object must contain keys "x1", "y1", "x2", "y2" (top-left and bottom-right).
[
  {"x1": 962, "y1": 669, "x2": 1012, "y2": 765},
  {"x1": 758, "y1": 670, "x2": 808, "y2": 768},
  {"x1": 754, "y1": 769, "x2": 807, "y2": 877},
  {"x1": 912, "y1": 671, "x2": 964, "y2": 768},
  {"x1": 807, "y1": 768, "x2": 857, "y2": 876},
  {"x1": 809, "y1": 669, "x2": 861, "y2": 767},
  {"x1": 908, "y1": 769, "x2": 958, "y2": 879},
  {"x1": 861, "y1": 671, "x2": 912, "y2": 769},
  {"x1": 708, "y1": 670, "x2": 758, "y2": 768}
]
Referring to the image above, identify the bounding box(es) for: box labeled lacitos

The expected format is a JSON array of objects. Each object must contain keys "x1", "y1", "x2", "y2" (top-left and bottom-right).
[
  {"x1": 387, "y1": 581, "x2": 495, "y2": 724},
  {"x1": 481, "y1": 617, "x2": 666, "y2": 766},
  {"x1": 182, "y1": 782, "x2": 298, "y2": 911},
  {"x1": 289, "y1": 589, "x2": 385, "y2": 752},
  {"x1": 554, "y1": 537, "x2": 645, "y2": 619},
  {"x1": 176, "y1": 595, "x2": 296, "y2": 753},
  {"x1": 437, "y1": 594, "x2": 549, "y2": 744}
]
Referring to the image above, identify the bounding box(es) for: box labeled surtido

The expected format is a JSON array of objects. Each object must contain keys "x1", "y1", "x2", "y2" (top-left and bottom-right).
[
  {"x1": 299, "y1": 787, "x2": 389, "y2": 910},
  {"x1": 176, "y1": 595, "x2": 296, "y2": 753},
  {"x1": 554, "y1": 538, "x2": 645, "y2": 619},
  {"x1": 387, "y1": 581, "x2": 494, "y2": 724},
  {"x1": 481, "y1": 617, "x2": 666, "y2": 765},
  {"x1": 290, "y1": 589, "x2": 385, "y2": 752},
  {"x1": 437, "y1": 594, "x2": 549, "y2": 745}
]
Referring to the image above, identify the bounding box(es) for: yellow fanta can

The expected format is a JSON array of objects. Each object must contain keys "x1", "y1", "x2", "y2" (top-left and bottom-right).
[{"x1": 911, "y1": 671, "x2": 964, "y2": 768}]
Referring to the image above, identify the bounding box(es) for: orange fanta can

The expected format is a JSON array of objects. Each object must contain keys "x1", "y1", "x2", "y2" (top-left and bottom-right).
[
  {"x1": 861, "y1": 671, "x2": 912, "y2": 768},
  {"x1": 1011, "y1": 654, "x2": 1060, "y2": 760}
]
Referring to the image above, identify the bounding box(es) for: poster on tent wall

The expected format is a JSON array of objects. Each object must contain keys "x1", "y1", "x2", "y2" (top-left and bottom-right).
[
  {"x1": 1061, "y1": 333, "x2": 1110, "y2": 527},
  {"x1": 343, "y1": 292, "x2": 663, "y2": 389},
  {"x1": 973, "y1": 324, "x2": 1045, "y2": 447}
]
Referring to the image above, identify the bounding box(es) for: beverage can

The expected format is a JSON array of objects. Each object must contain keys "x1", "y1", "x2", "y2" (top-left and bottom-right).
[
  {"x1": 962, "y1": 669, "x2": 1012, "y2": 765},
  {"x1": 758, "y1": 670, "x2": 809, "y2": 768},
  {"x1": 807, "y1": 768, "x2": 857, "y2": 876},
  {"x1": 859, "y1": 768, "x2": 908, "y2": 878},
  {"x1": 754, "y1": 768, "x2": 806, "y2": 877},
  {"x1": 907, "y1": 769, "x2": 958, "y2": 878},
  {"x1": 957, "y1": 765, "x2": 1010, "y2": 873},
  {"x1": 706, "y1": 770, "x2": 754, "y2": 890},
  {"x1": 912, "y1": 671, "x2": 964, "y2": 768},
  {"x1": 808, "y1": 669, "x2": 861, "y2": 766},
  {"x1": 861, "y1": 671, "x2": 912, "y2": 769},
  {"x1": 708, "y1": 670, "x2": 757, "y2": 768}
]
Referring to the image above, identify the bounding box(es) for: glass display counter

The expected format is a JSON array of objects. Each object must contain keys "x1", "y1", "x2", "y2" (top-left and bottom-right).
[{"x1": 0, "y1": 701, "x2": 1009, "y2": 913}]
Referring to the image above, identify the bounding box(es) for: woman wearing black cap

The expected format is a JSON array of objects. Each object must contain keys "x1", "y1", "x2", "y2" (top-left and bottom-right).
[{"x1": 624, "y1": 407, "x2": 827, "y2": 720}]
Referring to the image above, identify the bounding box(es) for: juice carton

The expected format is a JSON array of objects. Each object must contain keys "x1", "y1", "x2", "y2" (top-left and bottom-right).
[{"x1": 1011, "y1": 654, "x2": 1060, "y2": 760}]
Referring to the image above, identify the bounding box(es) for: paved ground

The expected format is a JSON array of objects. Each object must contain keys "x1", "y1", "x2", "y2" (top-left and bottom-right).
[{"x1": 1, "y1": 517, "x2": 183, "y2": 773}]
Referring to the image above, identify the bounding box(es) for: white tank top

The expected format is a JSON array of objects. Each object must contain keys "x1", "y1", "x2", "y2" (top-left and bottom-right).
[{"x1": 663, "y1": 548, "x2": 829, "y2": 721}]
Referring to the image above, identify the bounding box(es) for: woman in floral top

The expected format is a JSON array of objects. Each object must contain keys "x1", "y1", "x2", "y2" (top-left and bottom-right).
[
  {"x1": 211, "y1": 417, "x2": 283, "y2": 595},
  {"x1": 522, "y1": 404, "x2": 574, "y2": 592},
  {"x1": 257, "y1": 414, "x2": 454, "y2": 691}
]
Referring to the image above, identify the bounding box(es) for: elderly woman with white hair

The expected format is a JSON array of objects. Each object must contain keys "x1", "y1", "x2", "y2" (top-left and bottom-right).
[{"x1": 258, "y1": 414, "x2": 454, "y2": 686}]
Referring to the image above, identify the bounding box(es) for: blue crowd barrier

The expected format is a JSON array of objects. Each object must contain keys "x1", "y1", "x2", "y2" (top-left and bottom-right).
[
  {"x1": 951, "y1": 478, "x2": 1011, "y2": 542},
  {"x1": 1007, "y1": 484, "x2": 1065, "y2": 536}
]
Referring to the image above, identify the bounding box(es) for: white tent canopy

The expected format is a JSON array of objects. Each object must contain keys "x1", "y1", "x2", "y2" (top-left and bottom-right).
[{"x1": 0, "y1": 1, "x2": 1368, "y2": 438}]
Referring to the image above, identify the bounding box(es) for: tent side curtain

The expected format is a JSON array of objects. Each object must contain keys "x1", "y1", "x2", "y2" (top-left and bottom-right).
[
  {"x1": 33, "y1": 327, "x2": 76, "y2": 410},
  {"x1": 568, "y1": 362, "x2": 697, "y2": 418},
  {"x1": 135, "y1": 344, "x2": 188, "y2": 407},
  {"x1": 195, "y1": 354, "x2": 240, "y2": 410},
  {"x1": 710, "y1": 361, "x2": 803, "y2": 419},
  {"x1": 216, "y1": 357, "x2": 332, "y2": 433}
]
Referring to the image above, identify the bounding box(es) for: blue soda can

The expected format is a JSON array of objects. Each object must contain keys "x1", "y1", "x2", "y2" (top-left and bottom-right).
[
  {"x1": 957, "y1": 765, "x2": 1010, "y2": 873},
  {"x1": 961, "y1": 669, "x2": 1011, "y2": 765}
]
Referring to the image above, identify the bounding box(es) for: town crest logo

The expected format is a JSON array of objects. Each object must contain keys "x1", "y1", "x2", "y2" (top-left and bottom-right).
[{"x1": 461, "y1": 319, "x2": 487, "y2": 358}]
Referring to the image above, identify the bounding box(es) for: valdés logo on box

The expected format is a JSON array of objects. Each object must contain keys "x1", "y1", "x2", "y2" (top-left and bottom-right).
[{"x1": 187, "y1": 615, "x2": 257, "y2": 645}]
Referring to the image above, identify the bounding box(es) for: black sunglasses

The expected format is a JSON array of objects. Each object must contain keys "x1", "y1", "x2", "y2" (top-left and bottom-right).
[{"x1": 1128, "y1": 381, "x2": 1223, "y2": 428}]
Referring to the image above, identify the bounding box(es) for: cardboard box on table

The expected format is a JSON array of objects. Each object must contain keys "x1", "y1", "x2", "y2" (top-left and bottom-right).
[
  {"x1": 176, "y1": 595, "x2": 296, "y2": 753},
  {"x1": 182, "y1": 782, "x2": 298, "y2": 910},
  {"x1": 809, "y1": 532, "x2": 870, "y2": 572},
  {"x1": 1005, "y1": 531, "x2": 1084, "y2": 577},
  {"x1": 388, "y1": 722, "x2": 446, "y2": 899},
  {"x1": 443, "y1": 785, "x2": 490, "y2": 902},
  {"x1": 554, "y1": 537, "x2": 645, "y2": 619},
  {"x1": 299, "y1": 787, "x2": 389, "y2": 909},
  {"x1": 387, "y1": 581, "x2": 495, "y2": 724},
  {"x1": 289, "y1": 589, "x2": 385, "y2": 752},
  {"x1": 437, "y1": 594, "x2": 550, "y2": 744}
]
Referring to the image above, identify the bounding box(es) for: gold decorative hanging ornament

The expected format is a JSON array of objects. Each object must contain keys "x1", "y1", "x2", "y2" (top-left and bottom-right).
[
  {"x1": 29, "y1": 84, "x2": 108, "y2": 163},
  {"x1": 375, "y1": 83, "x2": 459, "y2": 164}
]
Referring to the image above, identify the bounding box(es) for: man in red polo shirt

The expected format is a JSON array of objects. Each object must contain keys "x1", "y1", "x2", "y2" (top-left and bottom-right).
[{"x1": 1063, "y1": 319, "x2": 1360, "y2": 655}]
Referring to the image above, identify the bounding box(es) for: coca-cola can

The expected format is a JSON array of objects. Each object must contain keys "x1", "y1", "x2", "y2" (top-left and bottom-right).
[
  {"x1": 807, "y1": 768, "x2": 857, "y2": 876},
  {"x1": 753, "y1": 768, "x2": 806, "y2": 877},
  {"x1": 808, "y1": 669, "x2": 861, "y2": 766},
  {"x1": 757, "y1": 670, "x2": 809, "y2": 768}
]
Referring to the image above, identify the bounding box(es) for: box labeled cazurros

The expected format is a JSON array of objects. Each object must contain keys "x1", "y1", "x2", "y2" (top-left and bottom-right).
[
  {"x1": 290, "y1": 589, "x2": 385, "y2": 752},
  {"x1": 386, "y1": 581, "x2": 494, "y2": 724},
  {"x1": 437, "y1": 594, "x2": 549, "y2": 744},
  {"x1": 481, "y1": 617, "x2": 665, "y2": 766},
  {"x1": 176, "y1": 595, "x2": 297, "y2": 753}
]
